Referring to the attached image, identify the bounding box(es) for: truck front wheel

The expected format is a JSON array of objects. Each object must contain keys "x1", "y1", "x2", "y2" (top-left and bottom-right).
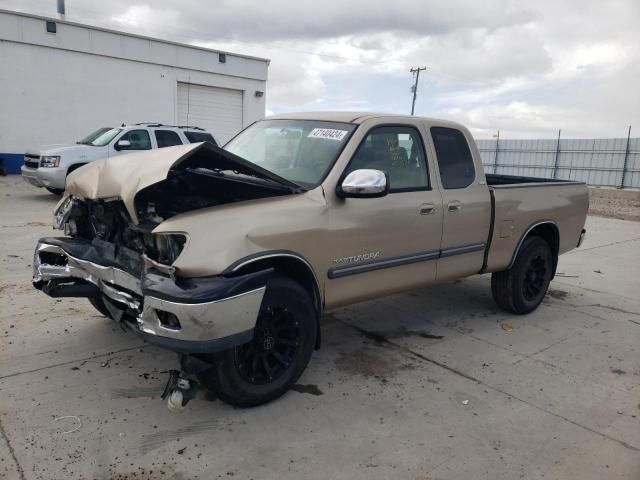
[
  {"x1": 88, "y1": 295, "x2": 113, "y2": 319},
  {"x1": 491, "y1": 236, "x2": 553, "y2": 314},
  {"x1": 200, "y1": 275, "x2": 317, "y2": 408}
]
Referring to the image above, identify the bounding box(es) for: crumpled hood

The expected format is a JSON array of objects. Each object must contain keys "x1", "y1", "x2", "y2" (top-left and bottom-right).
[{"x1": 65, "y1": 142, "x2": 302, "y2": 223}]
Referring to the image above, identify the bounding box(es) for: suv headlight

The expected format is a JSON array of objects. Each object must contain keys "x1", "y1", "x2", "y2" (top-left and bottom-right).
[
  {"x1": 53, "y1": 195, "x2": 74, "y2": 230},
  {"x1": 40, "y1": 155, "x2": 61, "y2": 168}
]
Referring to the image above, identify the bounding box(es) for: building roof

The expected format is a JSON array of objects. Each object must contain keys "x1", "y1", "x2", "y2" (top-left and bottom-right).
[{"x1": 0, "y1": 8, "x2": 269, "y2": 66}]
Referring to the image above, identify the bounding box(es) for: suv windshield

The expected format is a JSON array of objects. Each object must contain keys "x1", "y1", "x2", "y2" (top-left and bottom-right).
[
  {"x1": 77, "y1": 127, "x2": 112, "y2": 145},
  {"x1": 224, "y1": 120, "x2": 356, "y2": 187},
  {"x1": 87, "y1": 128, "x2": 123, "y2": 147}
]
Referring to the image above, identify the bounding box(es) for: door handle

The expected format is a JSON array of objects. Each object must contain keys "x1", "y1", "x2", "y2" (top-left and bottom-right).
[
  {"x1": 447, "y1": 201, "x2": 463, "y2": 212},
  {"x1": 420, "y1": 203, "x2": 436, "y2": 215}
]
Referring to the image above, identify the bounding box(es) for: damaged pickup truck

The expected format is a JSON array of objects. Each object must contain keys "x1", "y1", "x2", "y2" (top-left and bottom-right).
[{"x1": 33, "y1": 112, "x2": 589, "y2": 408}]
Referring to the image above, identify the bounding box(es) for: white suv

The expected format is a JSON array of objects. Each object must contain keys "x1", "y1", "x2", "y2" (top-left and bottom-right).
[{"x1": 21, "y1": 123, "x2": 216, "y2": 195}]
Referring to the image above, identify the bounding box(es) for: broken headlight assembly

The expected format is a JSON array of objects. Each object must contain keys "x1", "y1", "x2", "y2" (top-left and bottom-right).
[
  {"x1": 149, "y1": 233, "x2": 188, "y2": 266},
  {"x1": 52, "y1": 195, "x2": 75, "y2": 230}
]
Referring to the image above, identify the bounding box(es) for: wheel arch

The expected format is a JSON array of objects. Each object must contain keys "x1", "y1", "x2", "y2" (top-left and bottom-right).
[
  {"x1": 66, "y1": 162, "x2": 88, "y2": 176},
  {"x1": 224, "y1": 251, "x2": 323, "y2": 349},
  {"x1": 508, "y1": 220, "x2": 560, "y2": 275}
]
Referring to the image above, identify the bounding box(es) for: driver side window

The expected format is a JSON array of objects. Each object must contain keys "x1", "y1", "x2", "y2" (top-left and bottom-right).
[
  {"x1": 118, "y1": 129, "x2": 152, "y2": 150},
  {"x1": 346, "y1": 126, "x2": 429, "y2": 192}
]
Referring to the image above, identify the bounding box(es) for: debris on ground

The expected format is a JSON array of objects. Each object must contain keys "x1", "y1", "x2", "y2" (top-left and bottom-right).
[
  {"x1": 461, "y1": 400, "x2": 470, "y2": 405},
  {"x1": 54, "y1": 415, "x2": 82, "y2": 434},
  {"x1": 501, "y1": 323, "x2": 514, "y2": 332}
]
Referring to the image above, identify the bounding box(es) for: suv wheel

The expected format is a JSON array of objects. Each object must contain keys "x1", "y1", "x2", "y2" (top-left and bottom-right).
[
  {"x1": 200, "y1": 275, "x2": 317, "y2": 408},
  {"x1": 491, "y1": 236, "x2": 553, "y2": 314}
]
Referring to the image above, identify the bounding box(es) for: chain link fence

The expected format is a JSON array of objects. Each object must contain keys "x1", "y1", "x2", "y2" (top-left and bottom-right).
[{"x1": 475, "y1": 133, "x2": 640, "y2": 189}]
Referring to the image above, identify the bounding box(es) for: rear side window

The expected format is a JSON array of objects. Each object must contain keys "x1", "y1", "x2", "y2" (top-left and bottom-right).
[
  {"x1": 155, "y1": 130, "x2": 183, "y2": 148},
  {"x1": 184, "y1": 131, "x2": 217, "y2": 145},
  {"x1": 431, "y1": 127, "x2": 475, "y2": 189}
]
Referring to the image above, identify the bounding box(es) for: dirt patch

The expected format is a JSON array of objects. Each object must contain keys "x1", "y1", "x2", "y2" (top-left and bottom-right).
[
  {"x1": 109, "y1": 467, "x2": 186, "y2": 479},
  {"x1": 291, "y1": 384, "x2": 323, "y2": 396},
  {"x1": 589, "y1": 194, "x2": 640, "y2": 222},
  {"x1": 334, "y1": 346, "x2": 414, "y2": 381},
  {"x1": 548, "y1": 289, "x2": 568, "y2": 301}
]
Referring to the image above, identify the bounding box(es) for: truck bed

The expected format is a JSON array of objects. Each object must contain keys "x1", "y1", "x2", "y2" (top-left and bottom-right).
[
  {"x1": 486, "y1": 173, "x2": 583, "y2": 188},
  {"x1": 484, "y1": 175, "x2": 589, "y2": 273}
]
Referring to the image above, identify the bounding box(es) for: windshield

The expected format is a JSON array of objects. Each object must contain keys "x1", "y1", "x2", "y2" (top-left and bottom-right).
[
  {"x1": 86, "y1": 128, "x2": 123, "y2": 147},
  {"x1": 224, "y1": 120, "x2": 357, "y2": 187},
  {"x1": 77, "y1": 127, "x2": 113, "y2": 145}
]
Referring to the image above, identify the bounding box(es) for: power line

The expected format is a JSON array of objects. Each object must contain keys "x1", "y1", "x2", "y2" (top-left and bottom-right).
[{"x1": 409, "y1": 66, "x2": 426, "y2": 115}]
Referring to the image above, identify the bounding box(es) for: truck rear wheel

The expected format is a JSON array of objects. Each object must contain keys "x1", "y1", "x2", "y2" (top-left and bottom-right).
[
  {"x1": 200, "y1": 275, "x2": 317, "y2": 408},
  {"x1": 491, "y1": 236, "x2": 553, "y2": 314}
]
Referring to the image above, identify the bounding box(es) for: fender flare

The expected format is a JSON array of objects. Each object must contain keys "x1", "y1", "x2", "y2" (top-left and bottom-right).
[{"x1": 507, "y1": 220, "x2": 559, "y2": 272}]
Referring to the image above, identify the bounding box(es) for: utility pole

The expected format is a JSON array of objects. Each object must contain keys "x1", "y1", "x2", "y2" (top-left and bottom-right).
[{"x1": 410, "y1": 66, "x2": 427, "y2": 115}]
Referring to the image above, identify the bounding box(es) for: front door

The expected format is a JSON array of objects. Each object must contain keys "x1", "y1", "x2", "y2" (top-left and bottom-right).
[
  {"x1": 429, "y1": 126, "x2": 491, "y2": 280},
  {"x1": 109, "y1": 129, "x2": 153, "y2": 157},
  {"x1": 325, "y1": 124, "x2": 443, "y2": 308}
]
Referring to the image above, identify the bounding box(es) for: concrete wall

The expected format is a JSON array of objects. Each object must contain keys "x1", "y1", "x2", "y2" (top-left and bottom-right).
[{"x1": 0, "y1": 9, "x2": 269, "y2": 173}]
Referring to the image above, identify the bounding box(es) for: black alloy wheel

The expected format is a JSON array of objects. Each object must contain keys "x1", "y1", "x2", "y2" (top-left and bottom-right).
[
  {"x1": 199, "y1": 275, "x2": 317, "y2": 407},
  {"x1": 234, "y1": 306, "x2": 301, "y2": 385},
  {"x1": 491, "y1": 236, "x2": 553, "y2": 314}
]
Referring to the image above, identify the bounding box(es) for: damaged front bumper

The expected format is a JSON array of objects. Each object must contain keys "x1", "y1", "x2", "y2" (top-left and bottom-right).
[{"x1": 33, "y1": 237, "x2": 269, "y2": 354}]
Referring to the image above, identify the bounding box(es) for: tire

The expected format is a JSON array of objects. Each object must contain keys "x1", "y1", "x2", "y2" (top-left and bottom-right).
[
  {"x1": 88, "y1": 295, "x2": 113, "y2": 318},
  {"x1": 491, "y1": 236, "x2": 554, "y2": 314},
  {"x1": 46, "y1": 187, "x2": 64, "y2": 195},
  {"x1": 200, "y1": 275, "x2": 317, "y2": 408}
]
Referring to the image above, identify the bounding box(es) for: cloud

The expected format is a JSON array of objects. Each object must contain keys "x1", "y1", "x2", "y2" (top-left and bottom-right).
[{"x1": 2, "y1": 0, "x2": 639, "y2": 137}]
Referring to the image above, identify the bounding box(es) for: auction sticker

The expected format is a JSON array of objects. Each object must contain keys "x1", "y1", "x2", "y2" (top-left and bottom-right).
[{"x1": 307, "y1": 128, "x2": 349, "y2": 141}]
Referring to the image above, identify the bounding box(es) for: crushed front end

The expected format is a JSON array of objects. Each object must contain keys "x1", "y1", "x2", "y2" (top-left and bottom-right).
[{"x1": 34, "y1": 196, "x2": 270, "y2": 353}]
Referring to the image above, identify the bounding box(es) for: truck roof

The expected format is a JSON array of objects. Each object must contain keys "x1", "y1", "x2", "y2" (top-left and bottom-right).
[{"x1": 267, "y1": 111, "x2": 467, "y2": 129}]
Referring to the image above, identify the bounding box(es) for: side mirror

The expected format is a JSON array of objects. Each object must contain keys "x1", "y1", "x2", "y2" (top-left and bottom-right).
[
  {"x1": 337, "y1": 169, "x2": 389, "y2": 198},
  {"x1": 115, "y1": 139, "x2": 131, "y2": 150}
]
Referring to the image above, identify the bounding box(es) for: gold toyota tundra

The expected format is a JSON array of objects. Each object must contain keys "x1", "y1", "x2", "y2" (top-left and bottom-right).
[{"x1": 33, "y1": 112, "x2": 588, "y2": 408}]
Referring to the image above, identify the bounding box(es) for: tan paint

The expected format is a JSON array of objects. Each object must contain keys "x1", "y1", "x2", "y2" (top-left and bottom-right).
[
  {"x1": 64, "y1": 112, "x2": 589, "y2": 312},
  {"x1": 485, "y1": 183, "x2": 589, "y2": 272}
]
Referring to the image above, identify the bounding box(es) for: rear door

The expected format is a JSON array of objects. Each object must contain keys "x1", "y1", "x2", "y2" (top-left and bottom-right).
[
  {"x1": 429, "y1": 126, "x2": 491, "y2": 280},
  {"x1": 154, "y1": 129, "x2": 184, "y2": 148}
]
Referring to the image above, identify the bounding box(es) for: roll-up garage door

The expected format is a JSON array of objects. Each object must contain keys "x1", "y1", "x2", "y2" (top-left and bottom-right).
[{"x1": 177, "y1": 82, "x2": 243, "y2": 145}]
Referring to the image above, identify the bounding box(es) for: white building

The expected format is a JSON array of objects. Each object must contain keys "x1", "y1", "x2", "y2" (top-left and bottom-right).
[{"x1": 0, "y1": 9, "x2": 269, "y2": 174}]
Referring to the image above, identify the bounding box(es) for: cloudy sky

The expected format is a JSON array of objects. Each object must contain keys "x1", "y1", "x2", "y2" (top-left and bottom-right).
[{"x1": 3, "y1": 0, "x2": 639, "y2": 138}]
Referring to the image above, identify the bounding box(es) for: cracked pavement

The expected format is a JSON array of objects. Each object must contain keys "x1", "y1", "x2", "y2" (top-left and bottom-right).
[{"x1": 1, "y1": 176, "x2": 639, "y2": 479}]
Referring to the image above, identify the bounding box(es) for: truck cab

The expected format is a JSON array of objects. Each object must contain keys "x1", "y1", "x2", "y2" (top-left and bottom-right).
[{"x1": 21, "y1": 123, "x2": 216, "y2": 194}]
